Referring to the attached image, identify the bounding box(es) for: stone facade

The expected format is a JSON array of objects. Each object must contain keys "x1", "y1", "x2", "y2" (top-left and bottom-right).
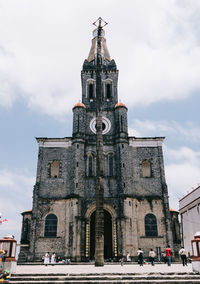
[{"x1": 19, "y1": 25, "x2": 180, "y2": 262}]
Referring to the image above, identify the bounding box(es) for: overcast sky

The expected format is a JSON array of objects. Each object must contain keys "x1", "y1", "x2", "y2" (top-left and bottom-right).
[{"x1": 0, "y1": 0, "x2": 200, "y2": 243}]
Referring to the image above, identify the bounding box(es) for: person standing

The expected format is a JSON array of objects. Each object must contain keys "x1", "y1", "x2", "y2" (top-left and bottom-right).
[
  {"x1": 44, "y1": 252, "x2": 50, "y2": 266},
  {"x1": 126, "y1": 253, "x2": 131, "y2": 262},
  {"x1": 51, "y1": 252, "x2": 56, "y2": 265},
  {"x1": 179, "y1": 247, "x2": 188, "y2": 266},
  {"x1": 137, "y1": 248, "x2": 144, "y2": 266},
  {"x1": 165, "y1": 245, "x2": 172, "y2": 266},
  {"x1": 149, "y1": 249, "x2": 156, "y2": 266},
  {"x1": 119, "y1": 257, "x2": 124, "y2": 266}
]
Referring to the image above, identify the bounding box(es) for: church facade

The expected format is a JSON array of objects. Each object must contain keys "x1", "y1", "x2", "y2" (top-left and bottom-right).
[{"x1": 19, "y1": 25, "x2": 180, "y2": 262}]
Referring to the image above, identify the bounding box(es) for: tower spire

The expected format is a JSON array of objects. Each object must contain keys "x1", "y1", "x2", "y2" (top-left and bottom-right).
[{"x1": 88, "y1": 17, "x2": 111, "y2": 62}]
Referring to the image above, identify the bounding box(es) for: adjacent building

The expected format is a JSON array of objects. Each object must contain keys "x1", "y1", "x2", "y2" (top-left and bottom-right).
[{"x1": 179, "y1": 185, "x2": 200, "y2": 255}]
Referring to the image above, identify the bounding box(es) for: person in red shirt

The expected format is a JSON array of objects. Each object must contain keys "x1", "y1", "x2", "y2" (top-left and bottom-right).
[{"x1": 165, "y1": 245, "x2": 172, "y2": 266}]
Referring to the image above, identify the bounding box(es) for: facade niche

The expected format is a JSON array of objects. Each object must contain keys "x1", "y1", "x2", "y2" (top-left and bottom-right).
[
  {"x1": 108, "y1": 155, "x2": 114, "y2": 177},
  {"x1": 48, "y1": 160, "x2": 61, "y2": 178},
  {"x1": 141, "y1": 159, "x2": 151, "y2": 177},
  {"x1": 44, "y1": 214, "x2": 57, "y2": 237},
  {"x1": 145, "y1": 213, "x2": 158, "y2": 237}
]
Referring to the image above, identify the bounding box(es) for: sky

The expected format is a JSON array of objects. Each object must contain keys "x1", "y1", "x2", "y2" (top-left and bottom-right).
[{"x1": 0, "y1": 0, "x2": 200, "y2": 243}]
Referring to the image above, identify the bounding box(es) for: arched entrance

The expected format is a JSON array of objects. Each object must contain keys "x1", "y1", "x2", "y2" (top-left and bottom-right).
[{"x1": 90, "y1": 210, "x2": 113, "y2": 259}]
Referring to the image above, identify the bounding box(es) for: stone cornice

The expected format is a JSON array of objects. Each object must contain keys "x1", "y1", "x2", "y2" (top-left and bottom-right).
[
  {"x1": 36, "y1": 137, "x2": 72, "y2": 148},
  {"x1": 129, "y1": 137, "x2": 165, "y2": 147}
]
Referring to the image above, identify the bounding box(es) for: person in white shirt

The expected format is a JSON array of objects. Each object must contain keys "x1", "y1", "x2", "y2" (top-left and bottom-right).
[
  {"x1": 149, "y1": 249, "x2": 156, "y2": 266},
  {"x1": 43, "y1": 252, "x2": 50, "y2": 266},
  {"x1": 179, "y1": 247, "x2": 188, "y2": 266},
  {"x1": 126, "y1": 253, "x2": 131, "y2": 262},
  {"x1": 51, "y1": 252, "x2": 56, "y2": 265}
]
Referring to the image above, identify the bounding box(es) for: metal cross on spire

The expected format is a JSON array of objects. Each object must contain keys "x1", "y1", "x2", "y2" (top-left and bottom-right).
[{"x1": 93, "y1": 17, "x2": 108, "y2": 28}]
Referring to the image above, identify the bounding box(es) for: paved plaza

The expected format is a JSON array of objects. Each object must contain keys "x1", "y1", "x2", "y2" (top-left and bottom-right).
[{"x1": 14, "y1": 263, "x2": 193, "y2": 275}]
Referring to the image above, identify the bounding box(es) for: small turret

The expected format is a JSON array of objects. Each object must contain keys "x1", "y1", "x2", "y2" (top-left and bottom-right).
[
  {"x1": 72, "y1": 102, "x2": 86, "y2": 138},
  {"x1": 114, "y1": 101, "x2": 128, "y2": 138}
]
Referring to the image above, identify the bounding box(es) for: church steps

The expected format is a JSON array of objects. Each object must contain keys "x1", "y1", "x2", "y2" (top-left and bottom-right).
[
  {"x1": 10, "y1": 280, "x2": 200, "y2": 284},
  {"x1": 10, "y1": 273, "x2": 200, "y2": 283}
]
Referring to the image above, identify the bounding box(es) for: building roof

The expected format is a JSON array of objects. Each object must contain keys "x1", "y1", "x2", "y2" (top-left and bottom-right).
[
  {"x1": 21, "y1": 210, "x2": 32, "y2": 215},
  {"x1": 179, "y1": 185, "x2": 200, "y2": 211},
  {"x1": 170, "y1": 208, "x2": 179, "y2": 213},
  {"x1": 73, "y1": 102, "x2": 86, "y2": 109},
  {"x1": 115, "y1": 102, "x2": 127, "y2": 109}
]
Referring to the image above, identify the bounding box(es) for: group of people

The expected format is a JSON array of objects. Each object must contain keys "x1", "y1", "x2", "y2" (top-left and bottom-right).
[
  {"x1": 137, "y1": 248, "x2": 156, "y2": 266},
  {"x1": 43, "y1": 252, "x2": 71, "y2": 265},
  {"x1": 133, "y1": 245, "x2": 188, "y2": 266},
  {"x1": 43, "y1": 252, "x2": 57, "y2": 266},
  {"x1": 44, "y1": 246, "x2": 188, "y2": 266}
]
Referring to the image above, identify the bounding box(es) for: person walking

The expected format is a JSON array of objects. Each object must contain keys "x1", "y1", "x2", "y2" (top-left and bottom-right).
[
  {"x1": 43, "y1": 252, "x2": 50, "y2": 266},
  {"x1": 51, "y1": 252, "x2": 56, "y2": 265},
  {"x1": 149, "y1": 249, "x2": 156, "y2": 266},
  {"x1": 179, "y1": 247, "x2": 188, "y2": 266},
  {"x1": 137, "y1": 248, "x2": 144, "y2": 266},
  {"x1": 165, "y1": 245, "x2": 172, "y2": 266}
]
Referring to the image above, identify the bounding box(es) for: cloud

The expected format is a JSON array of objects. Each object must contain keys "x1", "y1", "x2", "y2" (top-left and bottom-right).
[
  {"x1": 0, "y1": 169, "x2": 34, "y2": 242},
  {"x1": 164, "y1": 146, "x2": 200, "y2": 210},
  {"x1": 129, "y1": 119, "x2": 200, "y2": 142},
  {"x1": 0, "y1": 1, "x2": 200, "y2": 118}
]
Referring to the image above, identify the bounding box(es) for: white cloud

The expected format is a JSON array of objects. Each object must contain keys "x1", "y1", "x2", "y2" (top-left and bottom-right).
[
  {"x1": 129, "y1": 119, "x2": 200, "y2": 142},
  {"x1": 164, "y1": 146, "x2": 200, "y2": 210},
  {"x1": 0, "y1": 169, "x2": 34, "y2": 242},
  {"x1": 0, "y1": 1, "x2": 200, "y2": 118}
]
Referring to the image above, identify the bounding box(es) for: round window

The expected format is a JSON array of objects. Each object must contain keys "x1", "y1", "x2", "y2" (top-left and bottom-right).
[{"x1": 90, "y1": 117, "x2": 111, "y2": 135}]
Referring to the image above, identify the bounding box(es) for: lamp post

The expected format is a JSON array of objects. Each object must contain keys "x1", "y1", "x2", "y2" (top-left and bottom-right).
[{"x1": 93, "y1": 17, "x2": 107, "y2": 267}]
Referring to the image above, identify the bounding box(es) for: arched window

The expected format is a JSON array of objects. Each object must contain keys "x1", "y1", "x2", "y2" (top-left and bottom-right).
[
  {"x1": 108, "y1": 155, "x2": 114, "y2": 176},
  {"x1": 88, "y1": 83, "x2": 94, "y2": 101},
  {"x1": 145, "y1": 214, "x2": 158, "y2": 237},
  {"x1": 142, "y1": 160, "x2": 151, "y2": 177},
  {"x1": 50, "y1": 160, "x2": 60, "y2": 178},
  {"x1": 106, "y1": 83, "x2": 112, "y2": 100},
  {"x1": 88, "y1": 155, "x2": 93, "y2": 176},
  {"x1": 44, "y1": 214, "x2": 57, "y2": 237}
]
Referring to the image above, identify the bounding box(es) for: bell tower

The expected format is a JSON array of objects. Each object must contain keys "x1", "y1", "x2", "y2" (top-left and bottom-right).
[
  {"x1": 81, "y1": 26, "x2": 118, "y2": 111},
  {"x1": 73, "y1": 22, "x2": 128, "y2": 140}
]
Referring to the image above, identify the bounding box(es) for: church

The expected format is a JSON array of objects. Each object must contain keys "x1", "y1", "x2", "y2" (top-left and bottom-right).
[{"x1": 19, "y1": 22, "x2": 180, "y2": 262}]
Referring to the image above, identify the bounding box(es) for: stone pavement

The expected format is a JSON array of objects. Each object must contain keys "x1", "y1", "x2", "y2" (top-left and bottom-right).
[{"x1": 14, "y1": 263, "x2": 193, "y2": 275}]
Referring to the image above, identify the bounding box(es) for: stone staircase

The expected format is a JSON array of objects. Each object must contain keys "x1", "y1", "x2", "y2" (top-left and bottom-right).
[{"x1": 10, "y1": 272, "x2": 200, "y2": 283}]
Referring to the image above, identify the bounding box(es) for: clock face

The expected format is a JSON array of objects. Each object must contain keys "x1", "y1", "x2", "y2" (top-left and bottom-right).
[{"x1": 90, "y1": 117, "x2": 111, "y2": 135}]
